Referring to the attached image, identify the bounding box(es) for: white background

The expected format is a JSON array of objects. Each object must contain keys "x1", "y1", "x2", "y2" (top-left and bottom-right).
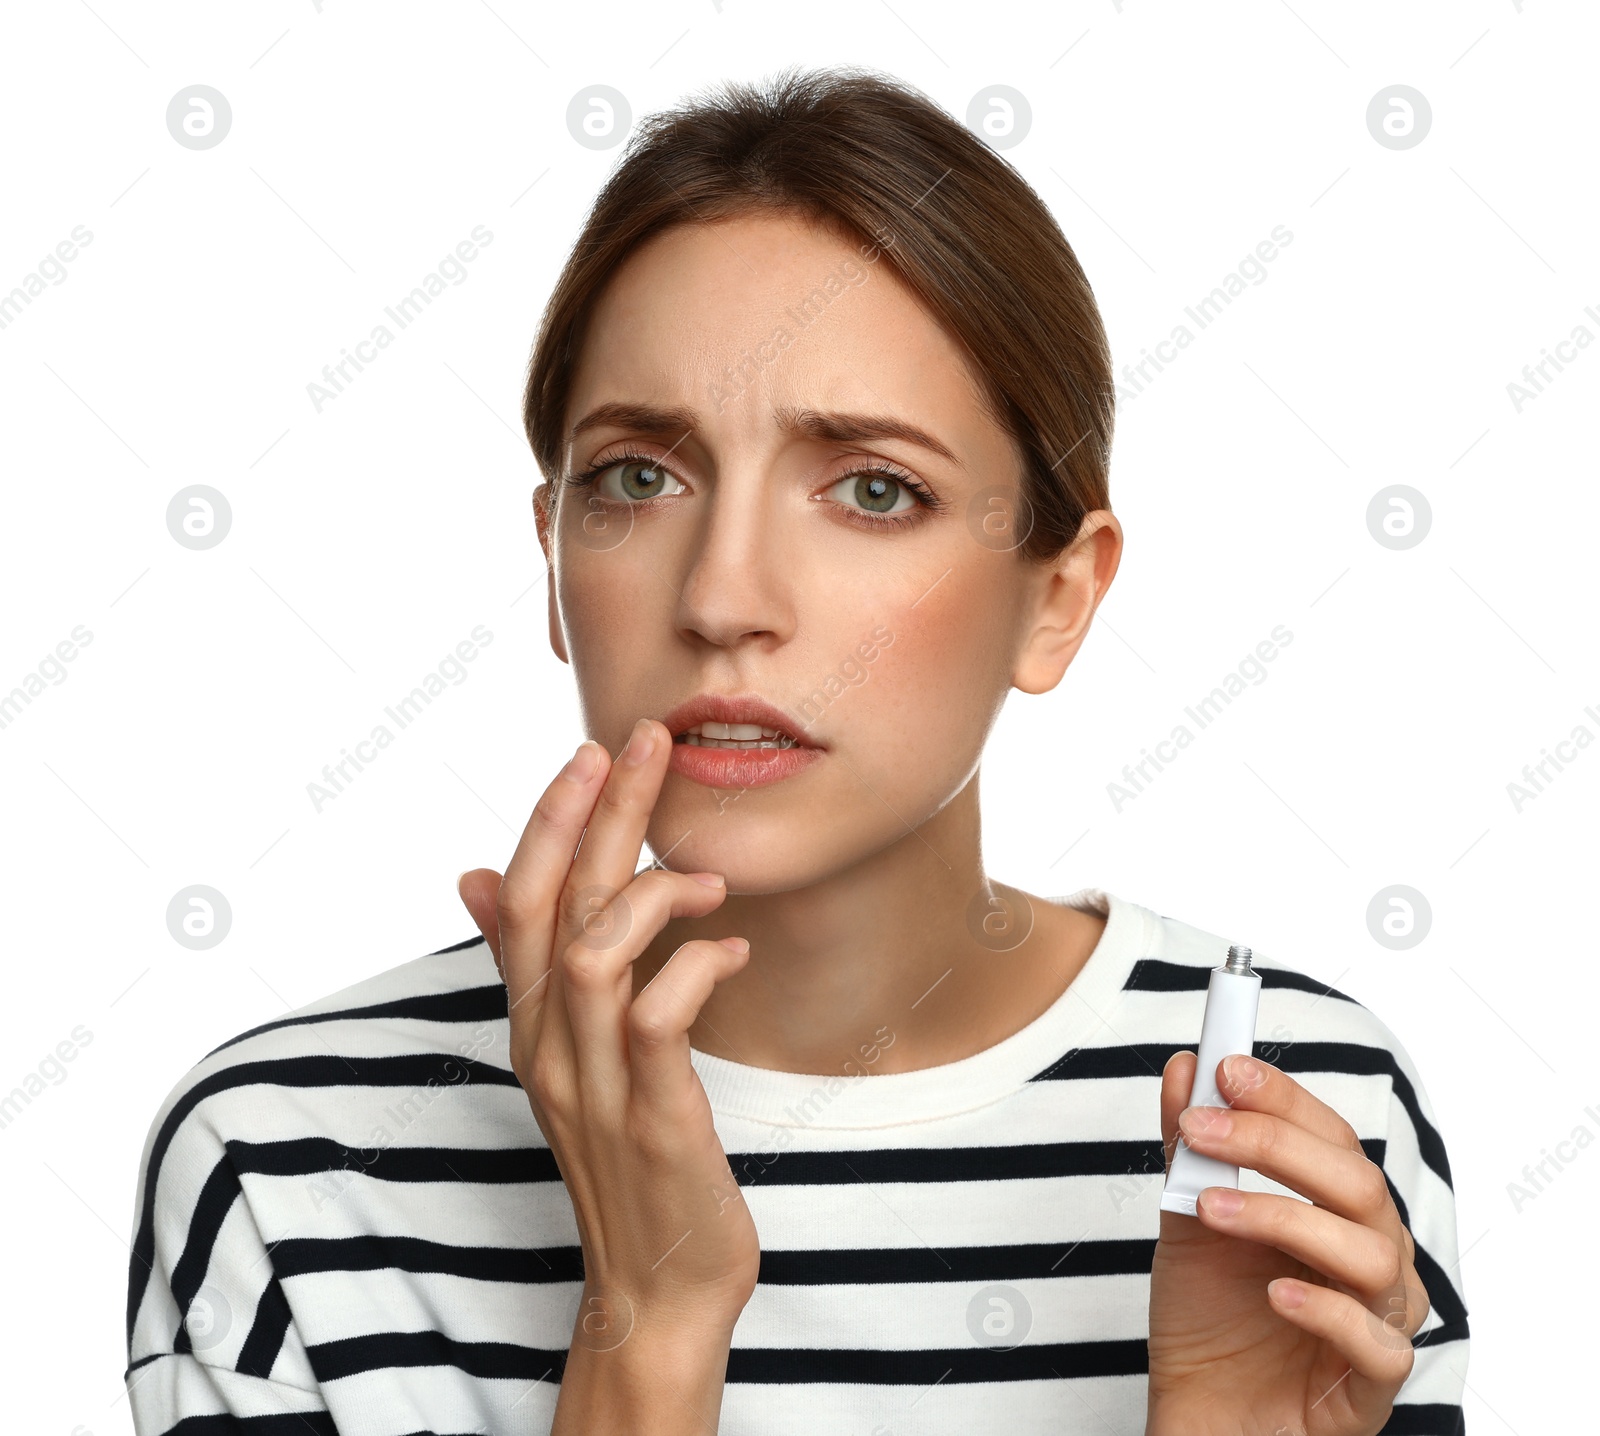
[{"x1": 2, "y1": 1, "x2": 1591, "y2": 1431}]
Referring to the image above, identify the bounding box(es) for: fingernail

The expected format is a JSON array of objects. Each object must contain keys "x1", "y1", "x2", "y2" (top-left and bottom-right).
[
  {"x1": 562, "y1": 740, "x2": 602, "y2": 783},
  {"x1": 689, "y1": 872, "x2": 725, "y2": 887},
  {"x1": 621, "y1": 718, "x2": 655, "y2": 766},
  {"x1": 1224, "y1": 1054, "x2": 1264, "y2": 1093},
  {"x1": 1270, "y1": 1278, "x2": 1307, "y2": 1309},
  {"x1": 455, "y1": 870, "x2": 471, "y2": 895},
  {"x1": 718, "y1": 936, "x2": 749, "y2": 953},
  {"x1": 1179, "y1": 1105, "x2": 1232, "y2": 1140},
  {"x1": 1200, "y1": 1186, "x2": 1244, "y2": 1217}
]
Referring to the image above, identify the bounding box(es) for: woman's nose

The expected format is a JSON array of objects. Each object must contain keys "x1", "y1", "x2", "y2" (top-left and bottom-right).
[{"x1": 671, "y1": 480, "x2": 795, "y2": 649}]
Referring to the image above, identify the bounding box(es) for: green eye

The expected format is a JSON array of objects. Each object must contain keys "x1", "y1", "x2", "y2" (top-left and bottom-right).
[
  {"x1": 830, "y1": 471, "x2": 915, "y2": 516},
  {"x1": 565, "y1": 455, "x2": 688, "y2": 502},
  {"x1": 595, "y1": 459, "x2": 684, "y2": 502}
]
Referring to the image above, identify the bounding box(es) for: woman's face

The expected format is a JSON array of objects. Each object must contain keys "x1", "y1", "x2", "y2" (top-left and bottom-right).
[{"x1": 539, "y1": 209, "x2": 1097, "y2": 894}]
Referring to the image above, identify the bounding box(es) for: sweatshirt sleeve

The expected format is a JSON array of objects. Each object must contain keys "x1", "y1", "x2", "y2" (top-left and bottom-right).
[
  {"x1": 127, "y1": 1355, "x2": 334, "y2": 1434},
  {"x1": 125, "y1": 1063, "x2": 333, "y2": 1434},
  {"x1": 1374, "y1": 1025, "x2": 1471, "y2": 1434}
]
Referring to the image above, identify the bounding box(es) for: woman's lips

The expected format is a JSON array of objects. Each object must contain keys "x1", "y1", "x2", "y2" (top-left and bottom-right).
[{"x1": 667, "y1": 736, "x2": 824, "y2": 789}]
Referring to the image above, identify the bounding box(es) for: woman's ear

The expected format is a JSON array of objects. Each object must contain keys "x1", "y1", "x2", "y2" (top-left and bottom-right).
[
  {"x1": 1012, "y1": 510, "x2": 1123, "y2": 696},
  {"x1": 533, "y1": 483, "x2": 570, "y2": 665}
]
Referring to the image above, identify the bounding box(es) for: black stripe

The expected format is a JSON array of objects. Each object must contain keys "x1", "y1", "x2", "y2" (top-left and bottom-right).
[
  {"x1": 227, "y1": 1136, "x2": 556, "y2": 1186},
  {"x1": 1383, "y1": 1168, "x2": 1471, "y2": 1333},
  {"x1": 1278, "y1": 1045, "x2": 1452, "y2": 1193},
  {"x1": 129, "y1": 1371, "x2": 477, "y2": 1436},
  {"x1": 1123, "y1": 958, "x2": 1358, "y2": 1004},
  {"x1": 232, "y1": 1133, "x2": 1177, "y2": 1189},
  {"x1": 170, "y1": 1157, "x2": 244, "y2": 1356},
  {"x1": 234, "y1": 1130, "x2": 1307, "y2": 1196},
  {"x1": 427, "y1": 933, "x2": 490, "y2": 956},
  {"x1": 765, "y1": 1237, "x2": 1160, "y2": 1284},
  {"x1": 269, "y1": 1233, "x2": 1165, "y2": 1287},
  {"x1": 1029, "y1": 1039, "x2": 1454, "y2": 1191},
  {"x1": 1414, "y1": 1317, "x2": 1471, "y2": 1348},
  {"x1": 1378, "y1": 1403, "x2": 1467, "y2": 1434},
  {"x1": 1409, "y1": 1238, "x2": 1470, "y2": 1333},
  {"x1": 735, "y1": 1135, "x2": 1380, "y2": 1194},
  {"x1": 303, "y1": 1318, "x2": 1459, "y2": 1396},
  {"x1": 236, "y1": 1277, "x2": 294, "y2": 1379},
  {"x1": 225, "y1": 1131, "x2": 1421, "y2": 1227},
  {"x1": 205, "y1": 985, "x2": 505, "y2": 1059},
  {"x1": 307, "y1": 1327, "x2": 1151, "y2": 1386},
  {"x1": 128, "y1": 1054, "x2": 521, "y2": 1354},
  {"x1": 310, "y1": 1330, "x2": 563, "y2": 1384},
  {"x1": 729, "y1": 1335, "x2": 1150, "y2": 1384},
  {"x1": 273, "y1": 1235, "x2": 576, "y2": 1285},
  {"x1": 153, "y1": 1415, "x2": 337, "y2": 1435},
  {"x1": 160, "y1": 1427, "x2": 493, "y2": 1436},
  {"x1": 735, "y1": 1137, "x2": 1170, "y2": 1186}
]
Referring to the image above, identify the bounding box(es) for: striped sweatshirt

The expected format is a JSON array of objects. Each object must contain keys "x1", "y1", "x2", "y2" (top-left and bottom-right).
[{"x1": 123, "y1": 887, "x2": 1470, "y2": 1434}]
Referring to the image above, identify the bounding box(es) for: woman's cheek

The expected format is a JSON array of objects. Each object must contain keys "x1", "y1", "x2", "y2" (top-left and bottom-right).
[
  {"x1": 555, "y1": 548, "x2": 665, "y2": 721},
  {"x1": 559, "y1": 545, "x2": 651, "y2": 641},
  {"x1": 845, "y1": 598, "x2": 995, "y2": 799}
]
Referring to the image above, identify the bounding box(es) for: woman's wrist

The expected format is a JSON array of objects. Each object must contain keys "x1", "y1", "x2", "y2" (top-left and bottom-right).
[
  {"x1": 553, "y1": 1296, "x2": 740, "y2": 1436},
  {"x1": 576, "y1": 1275, "x2": 750, "y2": 1349}
]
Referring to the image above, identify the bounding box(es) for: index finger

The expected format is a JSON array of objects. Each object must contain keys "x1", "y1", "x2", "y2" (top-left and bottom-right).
[
  {"x1": 493, "y1": 738, "x2": 611, "y2": 1005},
  {"x1": 1210, "y1": 1052, "x2": 1364, "y2": 1155},
  {"x1": 560, "y1": 717, "x2": 675, "y2": 931}
]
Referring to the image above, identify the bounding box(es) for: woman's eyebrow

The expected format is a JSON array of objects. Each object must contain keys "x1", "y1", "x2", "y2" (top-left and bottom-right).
[
  {"x1": 776, "y1": 405, "x2": 962, "y2": 467},
  {"x1": 568, "y1": 401, "x2": 962, "y2": 468},
  {"x1": 569, "y1": 401, "x2": 698, "y2": 443}
]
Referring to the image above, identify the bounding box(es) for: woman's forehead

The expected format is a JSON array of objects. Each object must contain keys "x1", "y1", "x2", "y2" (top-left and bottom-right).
[{"x1": 567, "y1": 214, "x2": 998, "y2": 461}]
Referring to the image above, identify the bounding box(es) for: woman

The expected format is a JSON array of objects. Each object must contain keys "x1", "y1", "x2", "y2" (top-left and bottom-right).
[{"x1": 125, "y1": 66, "x2": 1469, "y2": 1434}]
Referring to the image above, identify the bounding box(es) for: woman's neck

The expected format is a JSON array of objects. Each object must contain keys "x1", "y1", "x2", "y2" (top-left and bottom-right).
[{"x1": 632, "y1": 776, "x2": 1107, "y2": 1077}]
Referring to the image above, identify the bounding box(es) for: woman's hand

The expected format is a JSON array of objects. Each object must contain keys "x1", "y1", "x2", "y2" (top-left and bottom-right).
[
  {"x1": 456, "y1": 719, "x2": 761, "y2": 1346},
  {"x1": 1146, "y1": 1051, "x2": 1431, "y2": 1436}
]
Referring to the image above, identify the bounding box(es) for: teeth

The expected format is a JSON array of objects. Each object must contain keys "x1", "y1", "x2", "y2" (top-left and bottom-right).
[
  {"x1": 693, "y1": 721, "x2": 774, "y2": 740},
  {"x1": 677, "y1": 720, "x2": 799, "y2": 750}
]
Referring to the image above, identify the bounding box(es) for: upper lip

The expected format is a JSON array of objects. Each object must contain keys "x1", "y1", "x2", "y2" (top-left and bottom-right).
[{"x1": 659, "y1": 693, "x2": 822, "y2": 748}]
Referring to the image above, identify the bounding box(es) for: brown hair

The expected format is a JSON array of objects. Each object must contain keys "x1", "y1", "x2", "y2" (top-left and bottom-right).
[{"x1": 522, "y1": 65, "x2": 1114, "y2": 563}]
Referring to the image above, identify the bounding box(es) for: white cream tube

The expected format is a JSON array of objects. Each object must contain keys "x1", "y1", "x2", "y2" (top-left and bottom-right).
[{"x1": 1160, "y1": 946, "x2": 1262, "y2": 1217}]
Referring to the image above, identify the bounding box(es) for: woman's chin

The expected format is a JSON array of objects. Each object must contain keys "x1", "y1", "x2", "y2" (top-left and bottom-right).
[{"x1": 650, "y1": 844, "x2": 825, "y2": 896}]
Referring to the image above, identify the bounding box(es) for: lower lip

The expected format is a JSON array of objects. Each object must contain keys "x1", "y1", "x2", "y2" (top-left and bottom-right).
[{"x1": 667, "y1": 738, "x2": 824, "y2": 789}]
